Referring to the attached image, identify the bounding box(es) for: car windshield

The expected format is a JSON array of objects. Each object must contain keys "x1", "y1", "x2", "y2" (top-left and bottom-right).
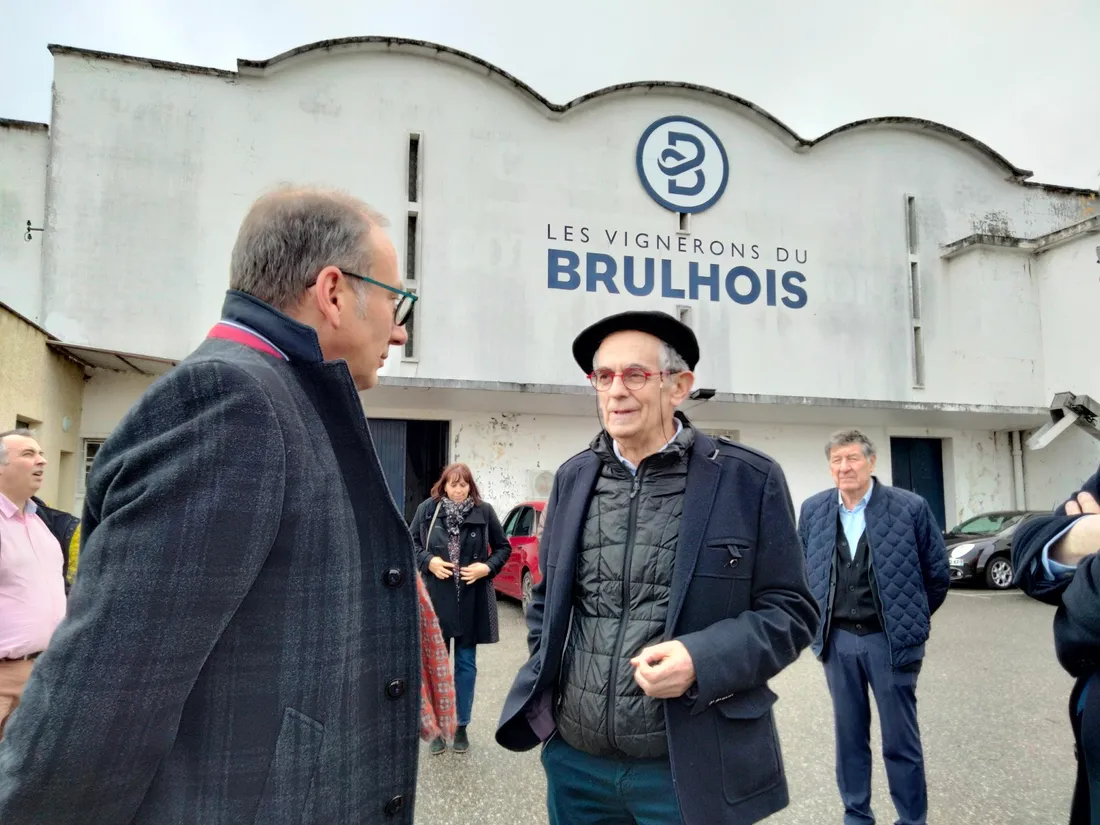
[{"x1": 950, "y1": 513, "x2": 1023, "y2": 535}]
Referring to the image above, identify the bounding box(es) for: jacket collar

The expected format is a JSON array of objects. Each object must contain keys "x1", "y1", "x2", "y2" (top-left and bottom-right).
[
  {"x1": 591, "y1": 411, "x2": 697, "y2": 472},
  {"x1": 220, "y1": 290, "x2": 324, "y2": 364}
]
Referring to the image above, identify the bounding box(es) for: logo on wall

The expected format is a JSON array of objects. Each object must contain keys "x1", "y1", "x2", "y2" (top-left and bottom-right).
[{"x1": 636, "y1": 116, "x2": 729, "y2": 214}]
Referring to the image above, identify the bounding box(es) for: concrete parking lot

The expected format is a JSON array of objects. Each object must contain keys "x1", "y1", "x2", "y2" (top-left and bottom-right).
[{"x1": 414, "y1": 587, "x2": 1077, "y2": 825}]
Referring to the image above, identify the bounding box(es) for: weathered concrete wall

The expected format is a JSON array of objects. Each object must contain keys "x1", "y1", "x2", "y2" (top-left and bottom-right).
[
  {"x1": 0, "y1": 305, "x2": 85, "y2": 511},
  {"x1": 40, "y1": 46, "x2": 1097, "y2": 412},
  {"x1": 1036, "y1": 234, "x2": 1100, "y2": 403},
  {"x1": 1023, "y1": 425, "x2": 1100, "y2": 511},
  {"x1": 0, "y1": 121, "x2": 48, "y2": 323}
]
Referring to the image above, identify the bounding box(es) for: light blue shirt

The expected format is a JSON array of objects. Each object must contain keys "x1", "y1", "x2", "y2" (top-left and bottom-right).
[
  {"x1": 1040, "y1": 521, "x2": 1080, "y2": 580},
  {"x1": 613, "y1": 419, "x2": 683, "y2": 476},
  {"x1": 838, "y1": 480, "x2": 874, "y2": 560}
]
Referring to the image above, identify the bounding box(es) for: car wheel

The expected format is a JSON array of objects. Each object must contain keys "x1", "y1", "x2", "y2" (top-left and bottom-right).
[
  {"x1": 521, "y1": 570, "x2": 533, "y2": 616},
  {"x1": 985, "y1": 555, "x2": 1014, "y2": 590}
]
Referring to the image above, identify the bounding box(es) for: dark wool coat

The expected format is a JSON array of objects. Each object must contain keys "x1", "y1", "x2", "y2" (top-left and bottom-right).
[
  {"x1": 410, "y1": 497, "x2": 511, "y2": 643},
  {"x1": 0, "y1": 291, "x2": 422, "y2": 825},
  {"x1": 496, "y1": 427, "x2": 820, "y2": 825},
  {"x1": 1014, "y1": 464, "x2": 1100, "y2": 825}
]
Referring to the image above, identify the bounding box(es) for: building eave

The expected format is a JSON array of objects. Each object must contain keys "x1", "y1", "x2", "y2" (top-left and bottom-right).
[
  {"x1": 370, "y1": 377, "x2": 1049, "y2": 429},
  {"x1": 46, "y1": 341, "x2": 179, "y2": 377},
  {"x1": 0, "y1": 118, "x2": 49, "y2": 133},
  {"x1": 941, "y1": 214, "x2": 1100, "y2": 259}
]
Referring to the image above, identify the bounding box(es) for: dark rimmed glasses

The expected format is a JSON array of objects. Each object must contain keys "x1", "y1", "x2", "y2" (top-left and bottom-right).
[
  {"x1": 587, "y1": 367, "x2": 680, "y2": 392},
  {"x1": 339, "y1": 269, "x2": 418, "y2": 325}
]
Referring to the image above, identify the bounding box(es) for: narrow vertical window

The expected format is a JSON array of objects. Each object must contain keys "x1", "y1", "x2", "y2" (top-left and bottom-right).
[
  {"x1": 407, "y1": 134, "x2": 421, "y2": 204},
  {"x1": 403, "y1": 288, "x2": 418, "y2": 360},
  {"x1": 905, "y1": 195, "x2": 918, "y2": 254},
  {"x1": 676, "y1": 305, "x2": 692, "y2": 327},
  {"x1": 678, "y1": 212, "x2": 690, "y2": 233},
  {"x1": 406, "y1": 214, "x2": 418, "y2": 282},
  {"x1": 912, "y1": 326, "x2": 925, "y2": 388},
  {"x1": 909, "y1": 262, "x2": 921, "y2": 321}
]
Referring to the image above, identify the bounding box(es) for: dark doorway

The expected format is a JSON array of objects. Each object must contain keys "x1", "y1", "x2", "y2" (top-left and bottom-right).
[
  {"x1": 404, "y1": 420, "x2": 450, "y2": 523},
  {"x1": 889, "y1": 437, "x2": 946, "y2": 530},
  {"x1": 367, "y1": 418, "x2": 450, "y2": 523}
]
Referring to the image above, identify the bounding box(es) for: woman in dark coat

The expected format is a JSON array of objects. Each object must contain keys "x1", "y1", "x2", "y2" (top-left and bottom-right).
[{"x1": 411, "y1": 462, "x2": 511, "y2": 755}]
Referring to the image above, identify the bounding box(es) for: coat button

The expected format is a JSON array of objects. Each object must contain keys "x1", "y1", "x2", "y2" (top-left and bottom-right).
[
  {"x1": 386, "y1": 679, "x2": 406, "y2": 699},
  {"x1": 383, "y1": 568, "x2": 405, "y2": 588},
  {"x1": 384, "y1": 795, "x2": 406, "y2": 816}
]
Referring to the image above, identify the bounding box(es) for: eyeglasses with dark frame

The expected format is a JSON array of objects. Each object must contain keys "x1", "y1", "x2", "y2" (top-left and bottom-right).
[
  {"x1": 338, "y1": 269, "x2": 418, "y2": 326},
  {"x1": 587, "y1": 367, "x2": 680, "y2": 392}
]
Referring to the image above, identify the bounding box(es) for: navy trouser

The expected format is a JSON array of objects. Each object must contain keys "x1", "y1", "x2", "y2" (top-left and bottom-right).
[
  {"x1": 541, "y1": 734, "x2": 684, "y2": 825},
  {"x1": 823, "y1": 629, "x2": 927, "y2": 825}
]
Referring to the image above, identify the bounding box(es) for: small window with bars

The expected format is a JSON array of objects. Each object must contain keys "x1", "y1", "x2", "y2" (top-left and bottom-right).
[{"x1": 82, "y1": 439, "x2": 104, "y2": 491}]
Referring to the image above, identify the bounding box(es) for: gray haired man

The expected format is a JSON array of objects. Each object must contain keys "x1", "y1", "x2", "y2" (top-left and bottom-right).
[
  {"x1": 798, "y1": 430, "x2": 949, "y2": 825},
  {"x1": 0, "y1": 187, "x2": 424, "y2": 824},
  {"x1": 498, "y1": 310, "x2": 819, "y2": 825}
]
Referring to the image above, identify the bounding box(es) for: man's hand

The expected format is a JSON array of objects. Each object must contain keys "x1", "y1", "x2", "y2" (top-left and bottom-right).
[
  {"x1": 1051, "y1": 492, "x2": 1100, "y2": 566},
  {"x1": 427, "y1": 557, "x2": 456, "y2": 580},
  {"x1": 460, "y1": 562, "x2": 491, "y2": 584},
  {"x1": 630, "y1": 640, "x2": 696, "y2": 699}
]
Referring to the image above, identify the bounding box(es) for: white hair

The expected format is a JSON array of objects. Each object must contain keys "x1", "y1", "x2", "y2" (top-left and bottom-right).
[{"x1": 658, "y1": 342, "x2": 689, "y2": 374}]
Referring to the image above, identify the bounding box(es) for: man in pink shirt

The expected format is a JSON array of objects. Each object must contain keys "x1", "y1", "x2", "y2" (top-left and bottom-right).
[{"x1": 0, "y1": 429, "x2": 67, "y2": 737}]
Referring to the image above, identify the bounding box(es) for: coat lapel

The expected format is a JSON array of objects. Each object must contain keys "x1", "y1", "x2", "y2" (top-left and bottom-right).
[
  {"x1": 666, "y1": 433, "x2": 721, "y2": 637},
  {"x1": 541, "y1": 455, "x2": 600, "y2": 662}
]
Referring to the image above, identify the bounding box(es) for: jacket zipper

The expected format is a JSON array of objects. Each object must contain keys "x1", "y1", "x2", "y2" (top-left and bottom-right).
[{"x1": 607, "y1": 467, "x2": 644, "y2": 751}]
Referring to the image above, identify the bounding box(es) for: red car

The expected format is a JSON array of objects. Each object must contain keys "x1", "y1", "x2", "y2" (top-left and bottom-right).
[{"x1": 493, "y1": 500, "x2": 546, "y2": 615}]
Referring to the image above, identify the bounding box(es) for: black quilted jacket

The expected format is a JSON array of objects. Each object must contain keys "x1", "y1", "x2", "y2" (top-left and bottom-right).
[
  {"x1": 555, "y1": 425, "x2": 694, "y2": 758},
  {"x1": 798, "y1": 478, "x2": 949, "y2": 669}
]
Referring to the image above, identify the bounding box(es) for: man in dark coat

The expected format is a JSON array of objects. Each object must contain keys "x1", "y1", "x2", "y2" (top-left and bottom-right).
[
  {"x1": 1013, "y1": 464, "x2": 1100, "y2": 823},
  {"x1": 0, "y1": 187, "x2": 424, "y2": 824},
  {"x1": 29, "y1": 496, "x2": 80, "y2": 594},
  {"x1": 496, "y1": 310, "x2": 820, "y2": 825},
  {"x1": 799, "y1": 429, "x2": 949, "y2": 825}
]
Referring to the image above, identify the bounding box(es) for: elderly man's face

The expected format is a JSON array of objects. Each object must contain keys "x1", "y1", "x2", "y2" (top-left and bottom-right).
[
  {"x1": 593, "y1": 331, "x2": 693, "y2": 447},
  {"x1": 829, "y1": 443, "x2": 876, "y2": 497},
  {"x1": 0, "y1": 434, "x2": 47, "y2": 502}
]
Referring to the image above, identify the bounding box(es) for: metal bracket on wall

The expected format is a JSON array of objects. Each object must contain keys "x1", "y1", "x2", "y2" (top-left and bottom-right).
[
  {"x1": 1027, "y1": 392, "x2": 1100, "y2": 449},
  {"x1": 24, "y1": 220, "x2": 43, "y2": 242}
]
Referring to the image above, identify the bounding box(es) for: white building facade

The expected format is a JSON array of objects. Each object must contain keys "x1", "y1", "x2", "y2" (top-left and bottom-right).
[{"x1": 2, "y1": 37, "x2": 1098, "y2": 525}]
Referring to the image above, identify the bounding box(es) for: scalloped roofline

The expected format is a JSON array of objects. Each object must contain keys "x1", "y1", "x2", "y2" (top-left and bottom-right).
[{"x1": 47, "y1": 37, "x2": 1098, "y2": 197}]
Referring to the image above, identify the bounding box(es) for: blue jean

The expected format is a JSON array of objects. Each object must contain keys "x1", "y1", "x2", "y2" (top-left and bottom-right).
[
  {"x1": 541, "y1": 734, "x2": 683, "y2": 825},
  {"x1": 446, "y1": 637, "x2": 477, "y2": 727},
  {"x1": 823, "y1": 629, "x2": 926, "y2": 825}
]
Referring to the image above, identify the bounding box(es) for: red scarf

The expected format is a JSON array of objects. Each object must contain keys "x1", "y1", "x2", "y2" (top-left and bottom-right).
[{"x1": 417, "y1": 575, "x2": 457, "y2": 742}]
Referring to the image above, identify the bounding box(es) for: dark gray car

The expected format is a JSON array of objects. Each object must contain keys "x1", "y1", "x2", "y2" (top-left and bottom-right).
[{"x1": 945, "y1": 510, "x2": 1047, "y2": 590}]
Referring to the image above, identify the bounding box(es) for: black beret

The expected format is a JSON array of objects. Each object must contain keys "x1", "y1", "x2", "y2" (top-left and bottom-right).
[{"x1": 572, "y1": 310, "x2": 700, "y2": 374}]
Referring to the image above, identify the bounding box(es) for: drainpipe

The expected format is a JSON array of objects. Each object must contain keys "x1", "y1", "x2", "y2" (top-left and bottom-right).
[{"x1": 1011, "y1": 431, "x2": 1026, "y2": 510}]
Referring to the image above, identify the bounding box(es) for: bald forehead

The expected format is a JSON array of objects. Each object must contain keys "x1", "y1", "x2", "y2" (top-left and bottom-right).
[
  {"x1": 594, "y1": 330, "x2": 662, "y2": 369},
  {"x1": 1, "y1": 435, "x2": 42, "y2": 454}
]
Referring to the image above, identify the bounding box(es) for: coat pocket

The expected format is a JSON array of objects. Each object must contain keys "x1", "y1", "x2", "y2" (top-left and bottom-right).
[
  {"x1": 712, "y1": 685, "x2": 783, "y2": 804},
  {"x1": 695, "y1": 538, "x2": 755, "y2": 580},
  {"x1": 252, "y1": 707, "x2": 325, "y2": 825}
]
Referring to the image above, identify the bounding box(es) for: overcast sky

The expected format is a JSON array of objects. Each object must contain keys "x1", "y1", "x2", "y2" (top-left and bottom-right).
[{"x1": 3, "y1": 0, "x2": 1097, "y2": 189}]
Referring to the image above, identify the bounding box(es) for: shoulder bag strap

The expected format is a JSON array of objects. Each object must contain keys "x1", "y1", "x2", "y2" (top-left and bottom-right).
[{"x1": 425, "y1": 499, "x2": 443, "y2": 548}]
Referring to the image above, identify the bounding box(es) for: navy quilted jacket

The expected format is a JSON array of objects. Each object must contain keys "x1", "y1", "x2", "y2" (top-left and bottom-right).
[{"x1": 798, "y1": 478, "x2": 949, "y2": 669}]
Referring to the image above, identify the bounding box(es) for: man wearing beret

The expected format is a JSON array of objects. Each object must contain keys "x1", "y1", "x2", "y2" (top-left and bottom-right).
[{"x1": 496, "y1": 310, "x2": 820, "y2": 825}]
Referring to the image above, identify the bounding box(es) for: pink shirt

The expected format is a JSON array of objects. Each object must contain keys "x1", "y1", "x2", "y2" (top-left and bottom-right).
[{"x1": 0, "y1": 493, "x2": 67, "y2": 658}]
